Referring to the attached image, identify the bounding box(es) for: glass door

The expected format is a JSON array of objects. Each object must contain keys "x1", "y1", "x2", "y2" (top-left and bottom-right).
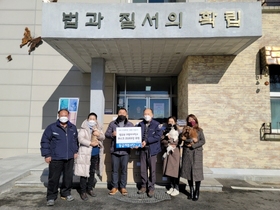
[
  {"x1": 126, "y1": 97, "x2": 170, "y2": 120},
  {"x1": 127, "y1": 98, "x2": 147, "y2": 120},
  {"x1": 150, "y1": 98, "x2": 170, "y2": 119}
]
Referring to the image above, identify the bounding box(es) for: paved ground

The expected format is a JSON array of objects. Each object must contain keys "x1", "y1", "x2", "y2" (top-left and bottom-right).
[{"x1": 0, "y1": 179, "x2": 280, "y2": 210}]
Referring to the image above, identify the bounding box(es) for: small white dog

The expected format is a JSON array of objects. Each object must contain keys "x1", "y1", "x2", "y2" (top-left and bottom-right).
[{"x1": 162, "y1": 126, "x2": 179, "y2": 159}]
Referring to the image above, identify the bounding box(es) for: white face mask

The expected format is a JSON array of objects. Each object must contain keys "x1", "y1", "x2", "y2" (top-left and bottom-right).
[
  {"x1": 88, "y1": 120, "x2": 97, "y2": 127},
  {"x1": 59, "y1": 116, "x2": 68, "y2": 123},
  {"x1": 144, "y1": 115, "x2": 152, "y2": 122}
]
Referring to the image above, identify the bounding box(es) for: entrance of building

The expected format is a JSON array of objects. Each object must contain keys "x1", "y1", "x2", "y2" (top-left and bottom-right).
[
  {"x1": 116, "y1": 76, "x2": 177, "y2": 122},
  {"x1": 127, "y1": 97, "x2": 170, "y2": 120}
]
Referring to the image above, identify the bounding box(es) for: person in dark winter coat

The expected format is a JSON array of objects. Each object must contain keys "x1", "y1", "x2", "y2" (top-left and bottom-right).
[
  {"x1": 136, "y1": 108, "x2": 163, "y2": 198},
  {"x1": 161, "y1": 116, "x2": 181, "y2": 196},
  {"x1": 40, "y1": 109, "x2": 79, "y2": 206},
  {"x1": 105, "y1": 108, "x2": 134, "y2": 196},
  {"x1": 179, "y1": 114, "x2": 205, "y2": 201}
]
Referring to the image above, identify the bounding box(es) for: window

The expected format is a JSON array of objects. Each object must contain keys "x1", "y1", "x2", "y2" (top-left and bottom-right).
[
  {"x1": 269, "y1": 65, "x2": 280, "y2": 131},
  {"x1": 116, "y1": 76, "x2": 177, "y2": 122},
  {"x1": 133, "y1": 0, "x2": 177, "y2": 3}
]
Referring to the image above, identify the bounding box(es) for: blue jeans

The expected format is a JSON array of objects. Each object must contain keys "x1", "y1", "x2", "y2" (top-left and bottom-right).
[{"x1": 111, "y1": 153, "x2": 129, "y2": 188}]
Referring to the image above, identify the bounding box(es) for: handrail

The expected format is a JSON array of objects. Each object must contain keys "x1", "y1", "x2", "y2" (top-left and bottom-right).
[
  {"x1": 260, "y1": 122, "x2": 280, "y2": 141},
  {"x1": 261, "y1": 0, "x2": 280, "y2": 6},
  {"x1": 260, "y1": 122, "x2": 270, "y2": 140}
]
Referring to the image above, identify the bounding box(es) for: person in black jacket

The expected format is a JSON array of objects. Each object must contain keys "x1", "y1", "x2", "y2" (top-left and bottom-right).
[
  {"x1": 40, "y1": 109, "x2": 79, "y2": 206},
  {"x1": 137, "y1": 108, "x2": 163, "y2": 198},
  {"x1": 105, "y1": 108, "x2": 134, "y2": 196}
]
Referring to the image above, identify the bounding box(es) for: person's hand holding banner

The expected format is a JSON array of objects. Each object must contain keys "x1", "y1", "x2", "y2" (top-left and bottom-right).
[{"x1": 116, "y1": 127, "x2": 142, "y2": 148}]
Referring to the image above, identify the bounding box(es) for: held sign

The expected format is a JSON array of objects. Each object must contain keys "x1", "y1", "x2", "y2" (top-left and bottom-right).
[{"x1": 116, "y1": 127, "x2": 142, "y2": 148}]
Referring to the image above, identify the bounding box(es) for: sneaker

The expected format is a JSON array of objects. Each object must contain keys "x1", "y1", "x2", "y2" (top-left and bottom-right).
[
  {"x1": 46, "y1": 199, "x2": 54, "y2": 206},
  {"x1": 148, "y1": 189, "x2": 155, "y2": 198},
  {"x1": 61, "y1": 195, "x2": 74, "y2": 201},
  {"x1": 137, "y1": 187, "x2": 146, "y2": 194},
  {"x1": 120, "y1": 188, "x2": 128, "y2": 196},
  {"x1": 166, "y1": 188, "x2": 174, "y2": 195},
  {"x1": 170, "y1": 189, "x2": 179, "y2": 196},
  {"x1": 109, "y1": 188, "x2": 118, "y2": 195}
]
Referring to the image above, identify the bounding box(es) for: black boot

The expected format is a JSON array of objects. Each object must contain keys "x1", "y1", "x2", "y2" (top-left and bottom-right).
[
  {"x1": 187, "y1": 180, "x2": 194, "y2": 200},
  {"x1": 193, "y1": 181, "x2": 201, "y2": 201}
]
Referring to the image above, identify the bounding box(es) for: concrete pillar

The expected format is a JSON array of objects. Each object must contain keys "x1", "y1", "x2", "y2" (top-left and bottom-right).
[
  {"x1": 177, "y1": 58, "x2": 189, "y2": 119},
  {"x1": 90, "y1": 58, "x2": 105, "y2": 125}
]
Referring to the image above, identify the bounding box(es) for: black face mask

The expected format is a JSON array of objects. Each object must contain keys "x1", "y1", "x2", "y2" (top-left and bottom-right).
[{"x1": 117, "y1": 115, "x2": 126, "y2": 122}]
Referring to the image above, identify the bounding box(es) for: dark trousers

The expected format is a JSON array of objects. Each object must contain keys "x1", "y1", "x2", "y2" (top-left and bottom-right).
[
  {"x1": 170, "y1": 177, "x2": 179, "y2": 190},
  {"x1": 140, "y1": 149, "x2": 157, "y2": 190},
  {"x1": 47, "y1": 158, "x2": 74, "y2": 200},
  {"x1": 111, "y1": 153, "x2": 129, "y2": 188},
  {"x1": 80, "y1": 155, "x2": 99, "y2": 193}
]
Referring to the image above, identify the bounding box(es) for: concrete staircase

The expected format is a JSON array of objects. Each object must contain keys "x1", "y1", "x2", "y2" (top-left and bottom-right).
[{"x1": 14, "y1": 165, "x2": 223, "y2": 192}]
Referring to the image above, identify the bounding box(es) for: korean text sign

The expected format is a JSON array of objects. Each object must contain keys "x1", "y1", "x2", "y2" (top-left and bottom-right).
[
  {"x1": 42, "y1": 2, "x2": 262, "y2": 39},
  {"x1": 116, "y1": 127, "x2": 142, "y2": 148}
]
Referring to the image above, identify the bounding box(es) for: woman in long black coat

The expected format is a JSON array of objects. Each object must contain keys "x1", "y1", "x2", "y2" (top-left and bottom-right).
[
  {"x1": 179, "y1": 114, "x2": 205, "y2": 201},
  {"x1": 161, "y1": 116, "x2": 181, "y2": 196}
]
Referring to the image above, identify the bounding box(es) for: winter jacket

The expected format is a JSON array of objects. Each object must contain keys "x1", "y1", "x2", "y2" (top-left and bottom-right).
[
  {"x1": 161, "y1": 124, "x2": 180, "y2": 178},
  {"x1": 105, "y1": 118, "x2": 134, "y2": 155},
  {"x1": 40, "y1": 120, "x2": 79, "y2": 160},
  {"x1": 137, "y1": 119, "x2": 163, "y2": 156},
  {"x1": 74, "y1": 119, "x2": 105, "y2": 177},
  {"x1": 179, "y1": 128, "x2": 205, "y2": 181}
]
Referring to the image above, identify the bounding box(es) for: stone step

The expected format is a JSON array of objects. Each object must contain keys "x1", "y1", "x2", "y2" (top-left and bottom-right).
[
  {"x1": 15, "y1": 166, "x2": 222, "y2": 192},
  {"x1": 29, "y1": 164, "x2": 213, "y2": 175}
]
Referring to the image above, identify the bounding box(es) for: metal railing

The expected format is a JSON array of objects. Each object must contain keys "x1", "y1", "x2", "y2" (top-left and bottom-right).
[
  {"x1": 261, "y1": 0, "x2": 280, "y2": 6},
  {"x1": 260, "y1": 122, "x2": 280, "y2": 141}
]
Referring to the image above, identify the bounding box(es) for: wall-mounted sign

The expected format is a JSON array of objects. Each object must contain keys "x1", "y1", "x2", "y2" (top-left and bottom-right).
[
  {"x1": 42, "y1": 2, "x2": 261, "y2": 39},
  {"x1": 62, "y1": 10, "x2": 241, "y2": 30},
  {"x1": 58, "y1": 97, "x2": 79, "y2": 125},
  {"x1": 153, "y1": 103, "x2": 164, "y2": 118}
]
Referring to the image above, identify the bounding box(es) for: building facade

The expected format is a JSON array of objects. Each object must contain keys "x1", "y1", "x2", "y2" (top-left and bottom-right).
[{"x1": 0, "y1": 0, "x2": 279, "y2": 182}]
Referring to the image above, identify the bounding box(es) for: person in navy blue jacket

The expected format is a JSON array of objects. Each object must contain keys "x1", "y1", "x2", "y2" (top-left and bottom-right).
[
  {"x1": 105, "y1": 108, "x2": 134, "y2": 196},
  {"x1": 136, "y1": 108, "x2": 163, "y2": 198},
  {"x1": 40, "y1": 109, "x2": 79, "y2": 206}
]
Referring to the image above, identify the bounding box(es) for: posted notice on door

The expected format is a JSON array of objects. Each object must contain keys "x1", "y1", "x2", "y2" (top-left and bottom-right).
[{"x1": 116, "y1": 127, "x2": 142, "y2": 148}]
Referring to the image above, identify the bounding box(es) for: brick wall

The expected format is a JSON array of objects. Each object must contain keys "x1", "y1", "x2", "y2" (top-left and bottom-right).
[{"x1": 177, "y1": 12, "x2": 280, "y2": 169}]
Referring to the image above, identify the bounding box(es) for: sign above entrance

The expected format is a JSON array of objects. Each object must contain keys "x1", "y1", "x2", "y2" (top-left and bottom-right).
[
  {"x1": 62, "y1": 10, "x2": 241, "y2": 30},
  {"x1": 42, "y1": 2, "x2": 261, "y2": 39}
]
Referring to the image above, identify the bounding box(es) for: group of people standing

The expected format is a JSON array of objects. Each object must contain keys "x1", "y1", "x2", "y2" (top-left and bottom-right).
[
  {"x1": 161, "y1": 114, "x2": 206, "y2": 201},
  {"x1": 40, "y1": 108, "x2": 205, "y2": 206}
]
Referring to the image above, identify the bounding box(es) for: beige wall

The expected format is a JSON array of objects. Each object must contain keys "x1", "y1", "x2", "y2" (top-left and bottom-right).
[
  {"x1": 177, "y1": 11, "x2": 280, "y2": 169},
  {"x1": 0, "y1": 0, "x2": 116, "y2": 158},
  {"x1": 59, "y1": 0, "x2": 128, "y2": 3},
  {"x1": 207, "y1": 0, "x2": 255, "y2": 2}
]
